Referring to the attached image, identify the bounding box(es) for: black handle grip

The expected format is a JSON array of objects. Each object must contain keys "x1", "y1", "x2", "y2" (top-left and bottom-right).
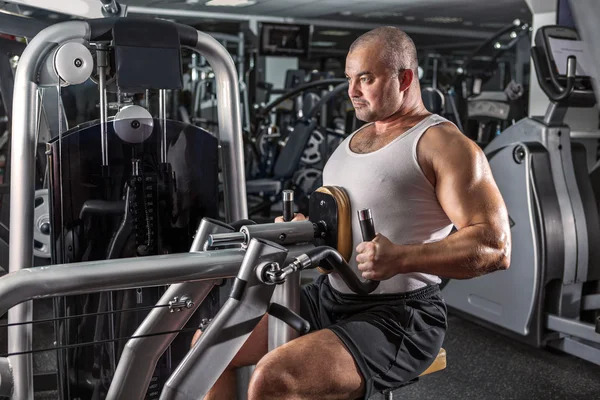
[
  {"x1": 357, "y1": 208, "x2": 380, "y2": 289},
  {"x1": 530, "y1": 47, "x2": 576, "y2": 103},
  {"x1": 358, "y1": 208, "x2": 376, "y2": 241},
  {"x1": 303, "y1": 247, "x2": 380, "y2": 295},
  {"x1": 268, "y1": 302, "x2": 311, "y2": 334},
  {"x1": 282, "y1": 190, "x2": 294, "y2": 222}
]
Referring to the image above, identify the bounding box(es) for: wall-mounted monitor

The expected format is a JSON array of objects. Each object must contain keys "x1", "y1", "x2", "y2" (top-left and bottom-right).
[{"x1": 259, "y1": 23, "x2": 312, "y2": 57}]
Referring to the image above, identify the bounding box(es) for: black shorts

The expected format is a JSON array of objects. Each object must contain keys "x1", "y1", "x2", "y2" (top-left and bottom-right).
[{"x1": 300, "y1": 274, "x2": 447, "y2": 399}]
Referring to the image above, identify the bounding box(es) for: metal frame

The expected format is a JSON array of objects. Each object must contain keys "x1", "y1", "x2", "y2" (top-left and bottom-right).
[
  {"x1": 443, "y1": 104, "x2": 600, "y2": 364},
  {"x1": 0, "y1": 223, "x2": 315, "y2": 398},
  {"x1": 7, "y1": 18, "x2": 249, "y2": 399}
]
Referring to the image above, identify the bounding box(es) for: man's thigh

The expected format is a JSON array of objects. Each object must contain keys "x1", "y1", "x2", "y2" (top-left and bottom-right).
[
  {"x1": 252, "y1": 328, "x2": 365, "y2": 400},
  {"x1": 327, "y1": 302, "x2": 446, "y2": 398},
  {"x1": 299, "y1": 275, "x2": 447, "y2": 399}
]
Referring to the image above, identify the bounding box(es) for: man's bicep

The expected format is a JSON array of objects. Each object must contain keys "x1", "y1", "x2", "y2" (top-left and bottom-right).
[{"x1": 435, "y1": 141, "x2": 506, "y2": 230}]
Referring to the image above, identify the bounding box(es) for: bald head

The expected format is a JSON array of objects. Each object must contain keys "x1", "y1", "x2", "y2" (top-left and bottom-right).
[{"x1": 349, "y1": 27, "x2": 418, "y2": 76}]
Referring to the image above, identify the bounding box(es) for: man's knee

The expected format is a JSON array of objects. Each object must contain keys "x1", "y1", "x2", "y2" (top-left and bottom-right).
[{"x1": 248, "y1": 352, "x2": 295, "y2": 398}]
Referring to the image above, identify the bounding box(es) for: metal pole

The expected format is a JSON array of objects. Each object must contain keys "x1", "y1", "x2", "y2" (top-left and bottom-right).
[
  {"x1": 192, "y1": 31, "x2": 248, "y2": 221},
  {"x1": 0, "y1": 250, "x2": 247, "y2": 317},
  {"x1": 159, "y1": 89, "x2": 168, "y2": 164},
  {"x1": 8, "y1": 20, "x2": 91, "y2": 400},
  {"x1": 97, "y1": 44, "x2": 109, "y2": 168}
]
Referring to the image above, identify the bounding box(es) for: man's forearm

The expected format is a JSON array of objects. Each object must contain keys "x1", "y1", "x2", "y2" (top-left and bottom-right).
[{"x1": 396, "y1": 224, "x2": 510, "y2": 279}]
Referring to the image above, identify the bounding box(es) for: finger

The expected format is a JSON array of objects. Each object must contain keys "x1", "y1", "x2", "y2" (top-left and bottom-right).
[
  {"x1": 274, "y1": 216, "x2": 284, "y2": 223},
  {"x1": 292, "y1": 213, "x2": 306, "y2": 221},
  {"x1": 356, "y1": 242, "x2": 366, "y2": 253},
  {"x1": 361, "y1": 270, "x2": 375, "y2": 280},
  {"x1": 357, "y1": 261, "x2": 372, "y2": 272},
  {"x1": 356, "y1": 249, "x2": 374, "y2": 264},
  {"x1": 356, "y1": 241, "x2": 374, "y2": 254}
]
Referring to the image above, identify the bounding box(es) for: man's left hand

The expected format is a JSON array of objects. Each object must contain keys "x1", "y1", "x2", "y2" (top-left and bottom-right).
[{"x1": 356, "y1": 234, "x2": 402, "y2": 281}]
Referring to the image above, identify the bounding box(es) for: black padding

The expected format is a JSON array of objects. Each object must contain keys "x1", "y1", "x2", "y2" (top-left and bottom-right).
[
  {"x1": 273, "y1": 119, "x2": 317, "y2": 179},
  {"x1": 175, "y1": 23, "x2": 198, "y2": 48},
  {"x1": 113, "y1": 18, "x2": 183, "y2": 91}
]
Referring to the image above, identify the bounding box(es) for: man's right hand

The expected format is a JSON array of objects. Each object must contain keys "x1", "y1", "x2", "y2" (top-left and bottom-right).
[{"x1": 274, "y1": 213, "x2": 307, "y2": 223}]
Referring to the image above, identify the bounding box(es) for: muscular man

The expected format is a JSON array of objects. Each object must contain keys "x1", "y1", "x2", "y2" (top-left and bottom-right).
[{"x1": 192, "y1": 26, "x2": 511, "y2": 399}]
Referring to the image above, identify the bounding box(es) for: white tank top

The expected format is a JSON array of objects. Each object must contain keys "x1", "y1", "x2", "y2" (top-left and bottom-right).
[{"x1": 323, "y1": 114, "x2": 454, "y2": 294}]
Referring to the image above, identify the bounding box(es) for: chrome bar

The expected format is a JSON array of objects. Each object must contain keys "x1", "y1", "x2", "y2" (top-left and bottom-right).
[
  {"x1": 159, "y1": 89, "x2": 167, "y2": 164},
  {"x1": 192, "y1": 31, "x2": 248, "y2": 221},
  {"x1": 97, "y1": 44, "x2": 109, "y2": 167},
  {"x1": 8, "y1": 20, "x2": 91, "y2": 400},
  {"x1": 0, "y1": 250, "x2": 245, "y2": 317}
]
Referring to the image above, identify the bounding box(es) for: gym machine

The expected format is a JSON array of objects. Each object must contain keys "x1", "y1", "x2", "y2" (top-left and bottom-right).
[
  {"x1": 443, "y1": 25, "x2": 600, "y2": 365},
  {"x1": 6, "y1": 16, "x2": 246, "y2": 399},
  {"x1": 4, "y1": 16, "x2": 446, "y2": 400},
  {"x1": 0, "y1": 185, "x2": 444, "y2": 399},
  {"x1": 0, "y1": 185, "x2": 378, "y2": 398}
]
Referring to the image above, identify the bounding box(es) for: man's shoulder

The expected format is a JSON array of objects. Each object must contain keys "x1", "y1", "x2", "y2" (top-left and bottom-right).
[
  {"x1": 418, "y1": 121, "x2": 483, "y2": 174},
  {"x1": 420, "y1": 121, "x2": 477, "y2": 154}
]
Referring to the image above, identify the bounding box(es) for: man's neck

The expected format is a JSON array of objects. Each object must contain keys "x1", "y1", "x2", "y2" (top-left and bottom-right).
[{"x1": 373, "y1": 91, "x2": 430, "y2": 136}]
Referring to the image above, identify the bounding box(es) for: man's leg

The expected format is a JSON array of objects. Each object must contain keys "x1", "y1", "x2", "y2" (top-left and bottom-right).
[
  {"x1": 248, "y1": 329, "x2": 365, "y2": 400},
  {"x1": 191, "y1": 314, "x2": 269, "y2": 400}
]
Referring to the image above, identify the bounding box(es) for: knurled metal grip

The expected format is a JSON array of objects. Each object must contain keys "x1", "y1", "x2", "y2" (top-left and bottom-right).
[{"x1": 358, "y1": 208, "x2": 376, "y2": 242}]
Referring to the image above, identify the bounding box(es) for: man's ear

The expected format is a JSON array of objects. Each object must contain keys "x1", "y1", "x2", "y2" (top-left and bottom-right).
[{"x1": 399, "y1": 69, "x2": 414, "y2": 92}]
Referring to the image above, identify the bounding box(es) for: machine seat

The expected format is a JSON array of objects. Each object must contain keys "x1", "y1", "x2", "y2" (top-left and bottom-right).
[{"x1": 419, "y1": 348, "x2": 446, "y2": 376}]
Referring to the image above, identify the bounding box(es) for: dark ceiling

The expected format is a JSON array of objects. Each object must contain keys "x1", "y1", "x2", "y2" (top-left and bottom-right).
[{"x1": 0, "y1": 0, "x2": 532, "y2": 58}]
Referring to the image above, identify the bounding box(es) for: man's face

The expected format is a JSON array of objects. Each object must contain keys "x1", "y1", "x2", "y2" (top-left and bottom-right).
[{"x1": 345, "y1": 44, "x2": 407, "y2": 122}]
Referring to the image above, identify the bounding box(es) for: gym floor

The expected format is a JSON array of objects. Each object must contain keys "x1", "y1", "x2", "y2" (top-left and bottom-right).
[{"x1": 394, "y1": 314, "x2": 600, "y2": 400}]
